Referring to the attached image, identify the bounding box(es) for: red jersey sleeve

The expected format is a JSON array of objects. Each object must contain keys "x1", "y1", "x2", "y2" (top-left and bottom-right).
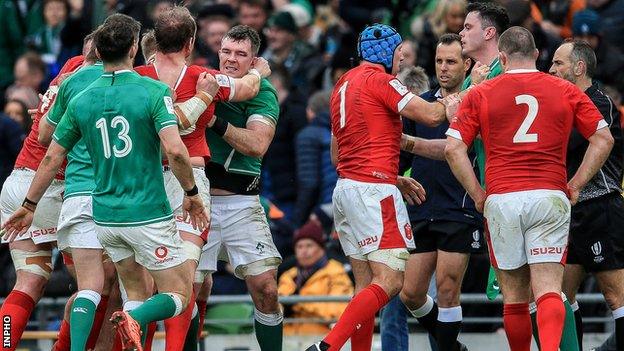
[
  {"x1": 202, "y1": 68, "x2": 235, "y2": 102},
  {"x1": 369, "y1": 72, "x2": 415, "y2": 115},
  {"x1": 447, "y1": 89, "x2": 481, "y2": 146},
  {"x1": 568, "y1": 84, "x2": 608, "y2": 139}
]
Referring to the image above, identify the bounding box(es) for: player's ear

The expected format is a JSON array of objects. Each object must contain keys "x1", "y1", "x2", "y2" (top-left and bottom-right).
[
  {"x1": 95, "y1": 48, "x2": 102, "y2": 61},
  {"x1": 464, "y1": 57, "x2": 472, "y2": 72}
]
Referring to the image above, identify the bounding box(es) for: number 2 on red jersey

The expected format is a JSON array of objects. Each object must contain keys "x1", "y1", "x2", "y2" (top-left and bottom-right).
[{"x1": 513, "y1": 94, "x2": 539, "y2": 143}]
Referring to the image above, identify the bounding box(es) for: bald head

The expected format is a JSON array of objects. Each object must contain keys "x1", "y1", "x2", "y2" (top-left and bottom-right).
[{"x1": 498, "y1": 26, "x2": 536, "y2": 59}]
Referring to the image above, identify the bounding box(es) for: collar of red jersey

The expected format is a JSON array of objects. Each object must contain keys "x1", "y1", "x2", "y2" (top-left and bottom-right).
[{"x1": 506, "y1": 69, "x2": 539, "y2": 74}]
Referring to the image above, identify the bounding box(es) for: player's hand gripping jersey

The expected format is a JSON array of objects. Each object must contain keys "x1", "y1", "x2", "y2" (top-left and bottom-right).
[
  {"x1": 134, "y1": 64, "x2": 234, "y2": 161},
  {"x1": 330, "y1": 64, "x2": 415, "y2": 184}
]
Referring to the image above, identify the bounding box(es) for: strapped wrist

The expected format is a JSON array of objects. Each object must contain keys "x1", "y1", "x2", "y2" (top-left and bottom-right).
[
  {"x1": 22, "y1": 198, "x2": 37, "y2": 212},
  {"x1": 185, "y1": 185, "x2": 199, "y2": 197},
  {"x1": 210, "y1": 116, "x2": 229, "y2": 136}
]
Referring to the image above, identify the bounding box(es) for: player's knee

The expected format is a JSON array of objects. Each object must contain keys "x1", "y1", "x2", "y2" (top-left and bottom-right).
[
  {"x1": 603, "y1": 290, "x2": 624, "y2": 311},
  {"x1": 235, "y1": 257, "x2": 280, "y2": 279},
  {"x1": 437, "y1": 277, "x2": 462, "y2": 307},
  {"x1": 400, "y1": 285, "x2": 427, "y2": 307},
  {"x1": 12, "y1": 249, "x2": 52, "y2": 297}
]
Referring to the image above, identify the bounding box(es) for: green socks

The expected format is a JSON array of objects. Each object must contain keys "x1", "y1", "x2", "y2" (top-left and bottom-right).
[
  {"x1": 486, "y1": 266, "x2": 500, "y2": 300},
  {"x1": 254, "y1": 309, "x2": 283, "y2": 351},
  {"x1": 70, "y1": 290, "x2": 101, "y2": 351},
  {"x1": 129, "y1": 293, "x2": 183, "y2": 337}
]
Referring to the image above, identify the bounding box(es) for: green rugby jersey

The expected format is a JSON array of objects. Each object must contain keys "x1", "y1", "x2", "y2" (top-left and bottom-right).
[
  {"x1": 461, "y1": 58, "x2": 503, "y2": 186},
  {"x1": 53, "y1": 70, "x2": 178, "y2": 226},
  {"x1": 47, "y1": 62, "x2": 103, "y2": 198},
  {"x1": 208, "y1": 79, "x2": 279, "y2": 176}
]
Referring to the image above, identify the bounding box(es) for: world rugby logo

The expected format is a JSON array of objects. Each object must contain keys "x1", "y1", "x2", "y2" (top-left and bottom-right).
[
  {"x1": 591, "y1": 241, "x2": 602, "y2": 256},
  {"x1": 471, "y1": 230, "x2": 481, "y2": 249},
  {"x1": 155, "y1": 246, "x2": 168, "y2": 259}
]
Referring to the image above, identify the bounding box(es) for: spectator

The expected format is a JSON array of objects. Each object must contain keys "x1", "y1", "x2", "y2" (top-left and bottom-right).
[
  {"x1": 0, "y1": 113, "x2": 25, "y2": 190},
  {"x1": 263, "y1": 11, "x2": 323, "y2": 94},
  {"x1": 264, "y1": 65, "x2": 308, "y2": 220},
  {"x1": 195, "y1": 8, "x2": 234, "y2": 68},
  {"x1": 293, "y1": 90, "x2": 337, "y2": 228},
  {"x1": 12, "y1": 52, "x2": 46, "y2": 93},
  {"x1": 501, "y1": 0, "x2": 562, "y2": 72},
  {"x1": 3, "y1": 99, "x2": 32, "y2": 133},
  {"x1": 338, "y1": 0, "x2": 392, "y2": 32},
  {"x1": 0, "y1": 0, "x2": 44, "y2": 93},
  {"x1": 412, "y1": 0, "x2": 467, "y2": 81},
  {"x1": 5, "y1": 85, "x2": 41, "y2": 111},
  {"x1": 587, "y1": 0, "x2": 624, "y2": 52},
  {"x1": 532, "y1": 0, "x2": 586, "y2": 39},
  {"x1": 572, "y1": 9, "x2": 624, "y2": 95},
  {"x1": 400, "y1": 39, "x2": 418, "y2": 70},
  {"x1": 146, "y1": 0, "x2": 174, "y2": 29},
  {"x1": 238, "y1": 0, "x2": 270, "y2": 53},
  {"x1": 602, "y1": 85, "x2": 624, "y2": 124},
  {"x1": 278, "y1": 221, "x2": 354, "y2": 335},
  {"x1": 28, "y1": 0, "x2": 88, "y2": 79}
]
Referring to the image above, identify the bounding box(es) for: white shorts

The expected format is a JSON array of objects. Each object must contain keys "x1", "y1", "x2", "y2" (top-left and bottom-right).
[
  {"x1": 332, "y1": 178, "x2": 415, "y2": 258},
  {"x1": 57, "y1": 196, "x2": 102, "y2": 252},
  {"x1": 163, "y1": 167, "x2": 211, "y2": 240},
  {"x1": 0, "y1": 169, "x2": 63, "y2": 244},
  {"x1": 484, "y1": 189, "x2": 571, "y2": 270},
  {"x1": 96, "y1": 219, "x2": 186, "y2": 271},
  {"x1": 197, "y1": 195, "x2": 282, "y2": 279}
]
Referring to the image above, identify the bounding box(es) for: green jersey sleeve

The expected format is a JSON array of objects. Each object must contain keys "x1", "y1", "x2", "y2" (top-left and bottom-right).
[
  {"x1": 246, "y1": 81, "x2": 279, "y2": 128},
  {"x1": 52, "y1": 101, "x2": 81, "y2": 150},
  {"x1": 46, "y1": 79, "x2": 70, "y2": 126},
  {"x1": 151, "y1": 87, "x2": 178, "y2": 133}
]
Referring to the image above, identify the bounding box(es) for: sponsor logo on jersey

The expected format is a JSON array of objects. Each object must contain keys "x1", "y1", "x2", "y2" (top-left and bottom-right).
[
  {"x1": 529, "y1": 247, "x2": 564, "y2": 256},
  {"x1": 389, "y1": 79, "x2": 408, "y2": 96},
  {"x1": 256, "y1": 242, "x2": 265, "y2": 254},
  {"x1": 31, "y1": 227, "x2": 57, "y2": 237},
  {"x1": 40, "y1": 85, "x2": 59, "y2": 113},
  {"x1": 471, "y1": 230, "x2": 481, "y2": 249},
  {"x1": 591, "y1": 241, "x2": 604, "y2": 263},
  {"x1": 163, "y1": 96, "x2": 175, "y2": 114},
  {"x1": 174, "y1": 215, "x2": 192, "y2": 225},
  {"x1": 404, "y1": 223, "x2": 413, "y2": 240},
  {"x1": 358, "y1": 236, "x2": 378, "y2": 248},
  {"x1": 155, "y1": 246, "x2": 168, "y2": 259}
]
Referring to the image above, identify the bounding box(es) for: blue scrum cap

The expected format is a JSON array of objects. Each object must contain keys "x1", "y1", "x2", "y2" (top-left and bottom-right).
[{"x1": 357, "y1": 23, "x2": 402, "y2": 71}]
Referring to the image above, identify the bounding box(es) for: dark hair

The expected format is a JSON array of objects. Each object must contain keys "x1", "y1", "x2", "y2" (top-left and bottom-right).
[
  {"x1": 18, "y1": 52, "x2": 46, "y2": 76},
  {"x1": 438, "y1": 33, "x2": 462, "y2": 46},
  {"x1": 154, "y1": 6, "x2": 196, "y2": 54},
  {"x1": 94, "y1": 14, "x2": 141, "y2": 63},
  {"x1": 239, "y1": 0, "x2": 267, "y2": 10},
  {"x1": 564, "y1": 38, "x2": 597, "y2": 79},
  {"x1": 222, "y1": 25, "x2": 261, "y2": 55},
  {"x1": 83, "y1": 28, "x2": 99, "y2": 62},
  {"x1": 498, "y1": 26, "x2": 536, "y2": 58},
  {"x1": 5, "y1": 99, "x2": 31, "y2": 131},
  {"x1": 466, "y1": 2, "x2": 510, "y2": 38},
  {"x1": 269, "y1": 64, "x2": 291, "y2": 89}
]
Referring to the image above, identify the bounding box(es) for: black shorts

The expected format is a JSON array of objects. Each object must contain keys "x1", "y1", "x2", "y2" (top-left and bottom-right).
[
  {"x1": 567, "y1": 193, "x2": 624, "y2": 272},
  {"x1": 412, "y1": 220, "x2": 484, "y2": 254}
]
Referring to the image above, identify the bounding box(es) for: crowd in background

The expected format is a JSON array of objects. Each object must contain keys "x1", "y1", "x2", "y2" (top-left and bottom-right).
[{"x1": 1, "y1": 0, "x2": 623, "y2": 333}]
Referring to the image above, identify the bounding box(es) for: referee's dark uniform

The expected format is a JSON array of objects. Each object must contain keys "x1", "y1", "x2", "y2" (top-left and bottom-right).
[
  {"x1": 566, "y1": 83, "x2": 624, "y2": 271},
  {"x1": 399, "y1": 88, "x2": 483, "y2": 254}
]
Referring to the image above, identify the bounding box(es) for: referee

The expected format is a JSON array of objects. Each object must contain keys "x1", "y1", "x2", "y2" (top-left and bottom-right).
[{"x1": 550, "y1": 39, "x2": 624, "y2": 351}]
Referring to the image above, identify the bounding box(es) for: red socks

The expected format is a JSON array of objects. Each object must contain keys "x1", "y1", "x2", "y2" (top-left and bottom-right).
[
  {"x1": 144, "y1": 321, "x2": 158, "y2": 351},
  {"x1": 164, "y1": 291, "x2": 196, "y2": 351},
  {"x1": 53, "y1": 319, "x2": 71, "y2": 351},
  {"x1": 196, "y1": 299, "x2": 207, "y2": 339},
  {"x1": 350, "y1": 317, "x2": 374, "y2": 351},
  {"x1": 0, "y1": 290, "x2": 36, "y2": 351},
  {"x1": 503, "y1": 303, "x2": 532, "y2": 351},
  {"x1": 536, "y1": 292, "x2": 565, "y2": 351},
  {"x1": 323, "y1": 284, "x2": 389, "y2": 351}
]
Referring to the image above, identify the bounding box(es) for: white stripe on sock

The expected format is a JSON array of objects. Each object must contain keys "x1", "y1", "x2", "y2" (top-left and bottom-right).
[
  {"x1": 438, "y1": 306, "x2": 462, "y2": 323},
  {"x1": 410, "y1": 295, "x2": 434, "y2": 318},
  {"x1": 123, "y1": 300, "x2": 143, "y2": 311},
  {"x1": 76, "y1": 290, "x2": 101, "y2": 306},
  {"x1": 254, "y1": 308, "x2": 283, "y2": 326}
]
